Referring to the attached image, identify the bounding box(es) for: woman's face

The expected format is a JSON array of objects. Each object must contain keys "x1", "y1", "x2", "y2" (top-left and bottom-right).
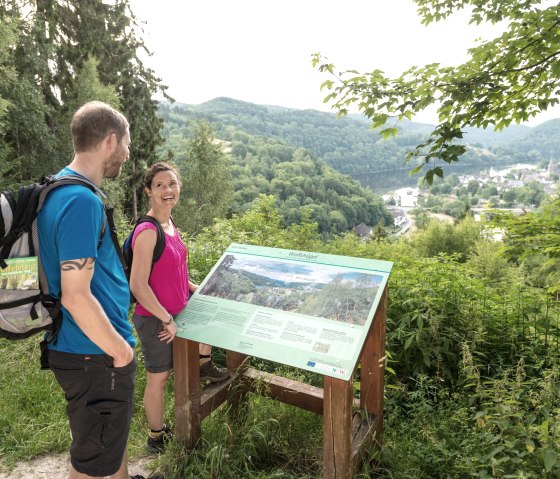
[{"x1": 147, "y1": 170, "x2": 180, "y2": 211}]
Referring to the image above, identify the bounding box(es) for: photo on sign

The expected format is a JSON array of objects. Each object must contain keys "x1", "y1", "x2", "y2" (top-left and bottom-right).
[{"x1": 199, "y1": 253, "x2": 383, "y2": 326}]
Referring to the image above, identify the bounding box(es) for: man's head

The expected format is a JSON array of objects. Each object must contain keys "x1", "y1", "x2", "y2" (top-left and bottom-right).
[
  {"x1": 71, "y1": 101, "x2": 129, "y2": 152},
  {"x1": 71, "y1": 101, "x2": 130, "y2": 178}
]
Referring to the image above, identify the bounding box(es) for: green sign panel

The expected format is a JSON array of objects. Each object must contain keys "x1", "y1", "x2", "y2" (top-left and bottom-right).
[{"x1": 175, "y1": 243, "x2": 392, "y2": 380}]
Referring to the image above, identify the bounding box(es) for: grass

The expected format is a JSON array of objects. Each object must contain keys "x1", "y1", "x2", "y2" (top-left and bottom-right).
[
  {"x1": 0, "y1": 337, "x2": 69, "y2": 465},
  {"x1": 0, "y1": 337, "x2": 336, "y2": 478},
  {"x1": 4, "y1": 335, "x2": 558, "y2": 478}
]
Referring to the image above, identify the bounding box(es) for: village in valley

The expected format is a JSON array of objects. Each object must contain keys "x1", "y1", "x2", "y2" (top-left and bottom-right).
[{"x1": 353, "y1": 162, "x2": 559, "y2": 238}]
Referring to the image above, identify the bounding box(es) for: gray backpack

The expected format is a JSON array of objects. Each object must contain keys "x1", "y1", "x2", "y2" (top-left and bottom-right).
[{"x1": 0, "y1": 175, "x2": 122, "y2": 341}]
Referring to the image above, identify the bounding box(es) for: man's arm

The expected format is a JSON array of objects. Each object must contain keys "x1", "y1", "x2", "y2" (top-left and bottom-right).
[{"x1": 60, "y1": 257, "x2": 133, "y2": 367}]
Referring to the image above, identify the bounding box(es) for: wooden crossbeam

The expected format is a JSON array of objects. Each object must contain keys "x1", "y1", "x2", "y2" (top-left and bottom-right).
[{"x1": 240, "y1": 367, "x2": 325, "y2": 414}]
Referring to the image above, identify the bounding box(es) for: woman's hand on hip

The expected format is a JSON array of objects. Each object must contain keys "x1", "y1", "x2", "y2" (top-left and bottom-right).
[{"x1": 159, "y1": 320, "x2": 178, "y2": 343}]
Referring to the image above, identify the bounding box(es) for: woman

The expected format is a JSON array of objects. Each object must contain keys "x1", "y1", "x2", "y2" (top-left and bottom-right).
[{"x1": 130, "y1": 161, "x2": 228, "y2": 454}]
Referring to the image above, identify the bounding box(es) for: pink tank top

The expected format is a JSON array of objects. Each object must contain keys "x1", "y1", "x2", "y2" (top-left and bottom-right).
[{"x1": 131, "y1": 221, "x2": 189, "y2": 316}]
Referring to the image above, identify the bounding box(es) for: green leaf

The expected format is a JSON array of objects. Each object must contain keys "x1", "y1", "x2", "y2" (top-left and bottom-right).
[
  {"x1": 404, "y1": 335, "x2": 415, "y2": 350},
  {"x1": 320, "y1": 80, "x2": 334, "y2": 91},
  {"x1": 425, "y1": 169, "x2": 435, "y2": 185},
  {"x1": 409, "y1": 164, "x2": 424, "y2": 176},
  {"x1": 379, "y1": 127, "x2": 398, "y2": 140},
  {"x1": 543, "y1": 448, "x2": 557, "y2": 472},
  {"x1": 372, "y1": 114, "x2": 389, "y2": 129}
]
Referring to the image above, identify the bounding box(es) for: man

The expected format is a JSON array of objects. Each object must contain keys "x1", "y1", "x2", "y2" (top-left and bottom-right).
[{"x1": 38, "y1": 101, "x2": 151, "y2": 479}]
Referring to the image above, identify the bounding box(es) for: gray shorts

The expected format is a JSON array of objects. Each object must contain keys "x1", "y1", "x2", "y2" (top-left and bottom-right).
[{"x1": 132, "y1": 314, "x2": 173, "y2": 373}]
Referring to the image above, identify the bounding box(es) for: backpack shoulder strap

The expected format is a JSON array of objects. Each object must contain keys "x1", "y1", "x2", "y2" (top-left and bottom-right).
[
  {"x1": 0, "y1": 189, "x2": 16, "y2": 240},
  {"x1": 0, "y1": 180, "x2": 47, "y2": 268},
  {"x1": 36, "y1": 175, "x2": 107, "y2": 237},
  {"x1": 136, "y1": 215, "x2": 166, "y2": 264},
  {"x1": 106, "y1": 205, "x2": 127, "y2": 270},
  {"x1": 36, "y1": 175, "x2": 125, "y2": 269}
]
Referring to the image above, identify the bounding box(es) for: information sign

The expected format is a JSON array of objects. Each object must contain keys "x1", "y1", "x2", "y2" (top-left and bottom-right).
[{"x1": 175, "y1": 243, "x2": 392, "y2": 380}]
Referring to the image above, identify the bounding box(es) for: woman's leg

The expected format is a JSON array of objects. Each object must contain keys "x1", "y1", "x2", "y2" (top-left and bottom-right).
[
  {"x1": 199, "y1": 343, "x2": 211, "y2": 355},
  {"x1": 144, "y1": 370, "x2": 171, "y2": 430}
]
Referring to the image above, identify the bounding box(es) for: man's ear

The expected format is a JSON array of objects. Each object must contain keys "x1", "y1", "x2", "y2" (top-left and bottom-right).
[{"x1": 103, "y1": 132, "x2": 117, "y2": 154}]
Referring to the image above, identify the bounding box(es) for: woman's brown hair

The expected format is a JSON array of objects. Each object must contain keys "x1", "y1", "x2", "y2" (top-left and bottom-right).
[{"x1": 144, "y1": 161, "x2": 181, "y2": 189}]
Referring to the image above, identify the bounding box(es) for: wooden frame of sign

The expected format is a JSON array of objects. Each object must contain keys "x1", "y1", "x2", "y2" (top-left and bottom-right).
[{"x1": 173, "y1": 285, "x2": 387, "y2": 479}]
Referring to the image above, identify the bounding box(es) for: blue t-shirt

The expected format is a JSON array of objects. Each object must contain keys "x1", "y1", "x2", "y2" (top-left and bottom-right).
[{"x1": 38, "y1": 167, "x2": 135, "y2": 354}]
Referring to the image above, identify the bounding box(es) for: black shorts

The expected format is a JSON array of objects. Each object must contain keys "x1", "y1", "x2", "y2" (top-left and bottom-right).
[
  {"x1": 132, "y1": 314, "x2": 173, "y2": 373},
  {"x1": 48, "y1": 349, "x2": 136, "y2": 477}
]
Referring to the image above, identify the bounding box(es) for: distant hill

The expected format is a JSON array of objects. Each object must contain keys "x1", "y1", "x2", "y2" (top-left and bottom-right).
[
  {"x1": 160, "y1": 97, "x2": 560, "y2": 193},
  {"x1": 238, "y1": 269, "x2": 323, "y2": 290},
  {"x1": 462, "y1": 124, "x2": 532, "y2": 147},
  {"x1": 159, "y1": 100, "x2": 393, "y2": 235},
  {"x1": 507, "y1": 119, "x2": 560, "y2": 157}
]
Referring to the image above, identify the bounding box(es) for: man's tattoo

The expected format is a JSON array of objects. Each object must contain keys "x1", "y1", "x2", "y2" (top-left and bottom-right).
[{"x1": 61, "y1": 258, "x2": 96, "y2": 271}]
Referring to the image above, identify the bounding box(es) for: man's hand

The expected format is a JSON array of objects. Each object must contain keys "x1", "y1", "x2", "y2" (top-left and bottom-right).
[{"x1": 112, "y1": 343, "x2": 134, "y2": 368}]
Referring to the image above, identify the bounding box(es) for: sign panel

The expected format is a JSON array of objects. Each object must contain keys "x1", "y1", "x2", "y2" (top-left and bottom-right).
[{"x1": 175, "y1": 243, "x2": 392, "y2": 380}]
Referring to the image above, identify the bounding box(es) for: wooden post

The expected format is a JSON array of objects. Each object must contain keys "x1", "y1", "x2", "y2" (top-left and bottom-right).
[
  {"x1": 323, "y1": 375, "x2": 354, "y2": 479},
  {"x1": 360, "y1": 286, "x2": 387, "y2": 445},
  {"x1": 173, "y1": 337, "x2": 201, "y2": 448},
  {"x1": 226, "y1": 350, "x2": 247, "y2": 372}
]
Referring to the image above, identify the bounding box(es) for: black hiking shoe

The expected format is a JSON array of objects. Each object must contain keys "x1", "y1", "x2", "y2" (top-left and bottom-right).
[
  {"x1": 130, "y1": 475, "x2": 164, "y2": 479},
  {"x1": 146, "y1": 424, "x2": 172, "y2": 454},
  {"x1": 200, "y1": 360, "x2": 229, "y2": 382}
]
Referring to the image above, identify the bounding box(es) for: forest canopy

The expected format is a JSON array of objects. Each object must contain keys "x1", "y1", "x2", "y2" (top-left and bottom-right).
[
  {"x1": 0, "y1": 0, "x2": 167, "y2": 218},
  {"x1": 163, "y1": 97, "x2": 560, "y2": 194}
]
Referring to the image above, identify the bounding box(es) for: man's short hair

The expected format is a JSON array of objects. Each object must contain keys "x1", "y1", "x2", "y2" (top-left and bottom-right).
[{"x1": 71, "y1": 101, "x2": 129, "y2": 153}]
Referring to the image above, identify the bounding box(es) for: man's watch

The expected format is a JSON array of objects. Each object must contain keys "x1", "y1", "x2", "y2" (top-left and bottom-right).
[{"x1": 161, "y1": 314, "x2": 173, "y2": 326}]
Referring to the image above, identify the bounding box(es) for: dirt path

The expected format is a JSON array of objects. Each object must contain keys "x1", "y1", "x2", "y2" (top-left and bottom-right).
[{"x1": 0, "y1": 454, "x2": 154, "y2": 479}]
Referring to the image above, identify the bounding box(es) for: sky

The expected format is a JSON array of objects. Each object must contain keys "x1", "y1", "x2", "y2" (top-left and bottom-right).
[
  {"x1": 230, "y1": 255, "x2": 382, "y2": 286},
  {"x1": 232, "y1": 255, "x2": 342, "y2": 284},
  {"x1": 129, "y1": 0, "x2": 559, "y2": 126}
]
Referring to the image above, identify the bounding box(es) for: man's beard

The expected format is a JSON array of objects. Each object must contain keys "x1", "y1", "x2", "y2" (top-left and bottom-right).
[{"x1": 103, "y1": 147, "x2": 126, "y2": 178}]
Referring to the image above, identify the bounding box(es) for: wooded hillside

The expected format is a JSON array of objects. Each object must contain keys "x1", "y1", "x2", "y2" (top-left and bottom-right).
[
  {"x1": 159, "y1": 97, "x2": 560, "y2": 192},
  {"x1": 160, "y1": 101, "x2": 392, "y2": 235}
]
